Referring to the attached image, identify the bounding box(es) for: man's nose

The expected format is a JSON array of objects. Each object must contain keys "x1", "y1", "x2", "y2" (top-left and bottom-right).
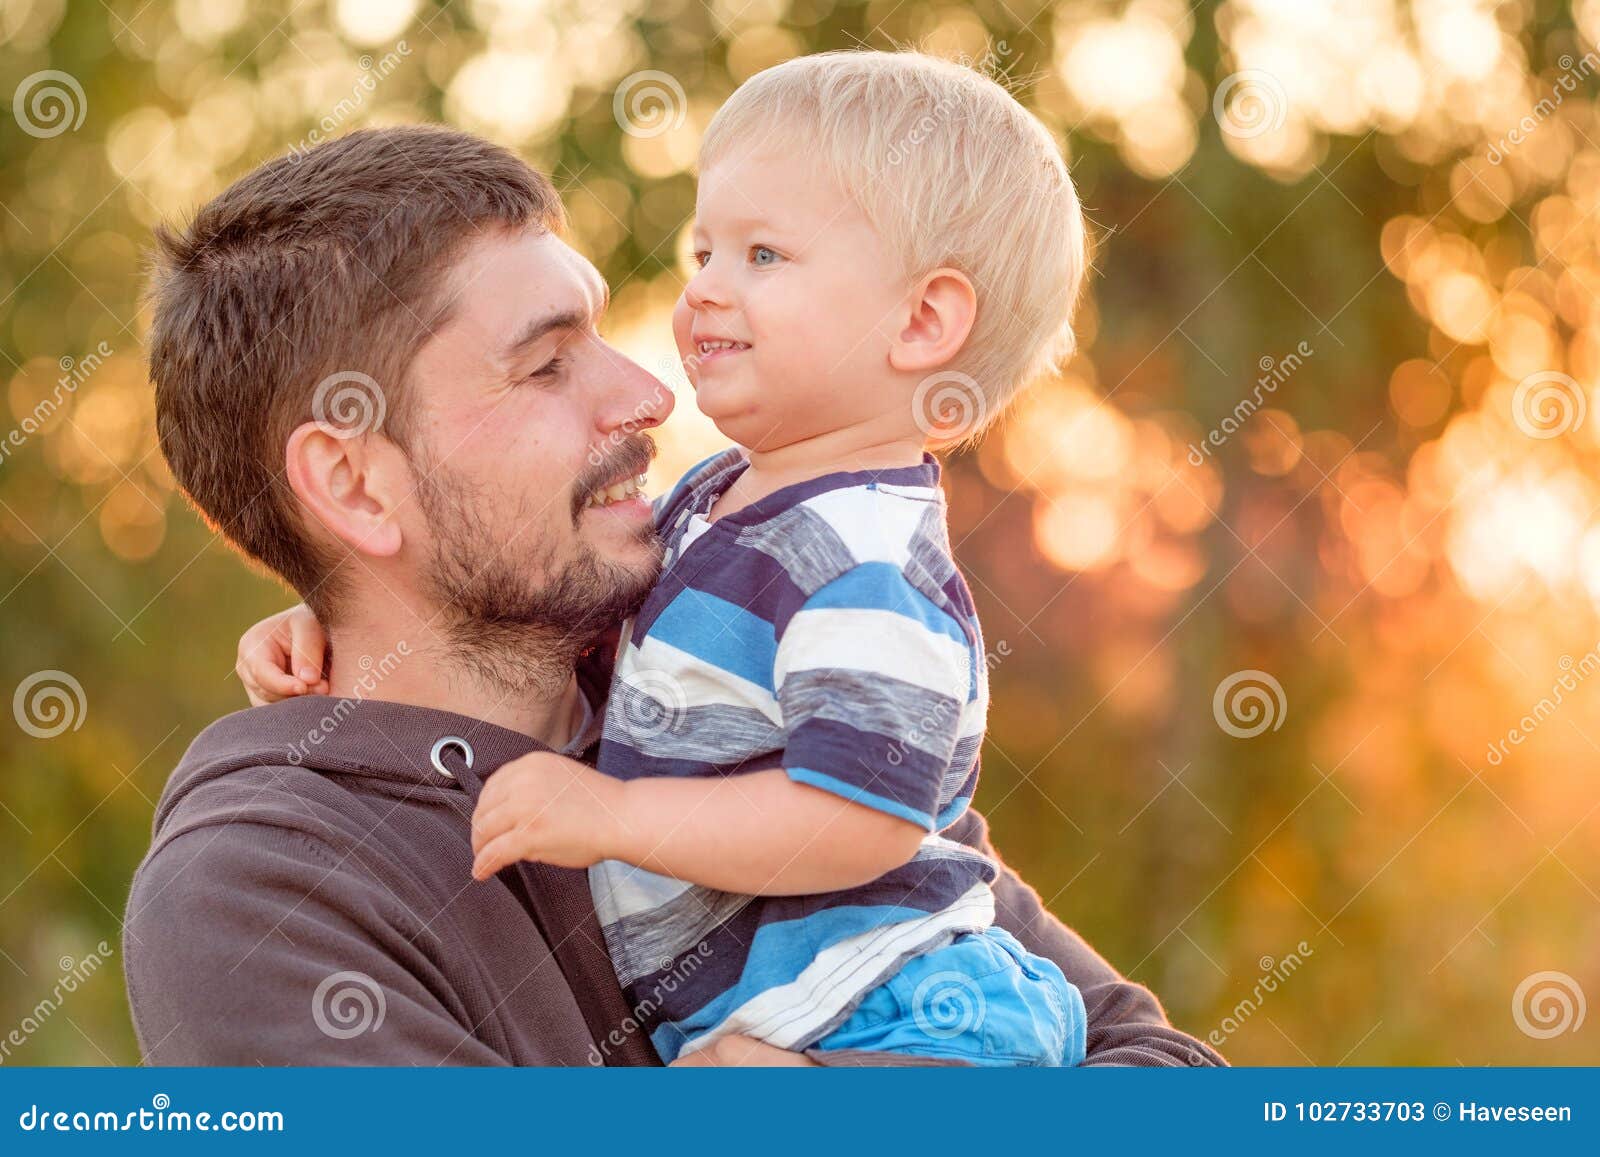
[{"x1": 597, "y1": 346, "x2": 674, "y2": 437}]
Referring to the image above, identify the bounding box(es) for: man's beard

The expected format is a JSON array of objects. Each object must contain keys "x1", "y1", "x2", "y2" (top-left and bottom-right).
[{"x1": 410, "y1": 436, "x2": 662, "y2": 700}]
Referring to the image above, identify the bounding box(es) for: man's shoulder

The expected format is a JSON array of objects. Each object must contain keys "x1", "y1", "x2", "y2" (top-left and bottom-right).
[{"x1": 144, "y1": 707, "x2": 357, "y2": 853}]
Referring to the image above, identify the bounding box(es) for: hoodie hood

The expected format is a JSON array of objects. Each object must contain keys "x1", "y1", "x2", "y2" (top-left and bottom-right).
[{"x1": 150, "y1": 685, "x2": 606, "y2": 849}]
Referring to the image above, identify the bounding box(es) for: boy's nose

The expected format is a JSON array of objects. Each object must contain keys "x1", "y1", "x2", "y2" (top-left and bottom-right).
[{"x1": 683, "y1": 264, "x2": 723, "y2": 310}]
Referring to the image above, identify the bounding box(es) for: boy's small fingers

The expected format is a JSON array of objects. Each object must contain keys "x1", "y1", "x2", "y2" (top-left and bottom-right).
[
  {"x1": 288, "y1": 616, "x2": 326, "y2": 685},
  {"x1": 263, "y1": 668, "x2": 305, "y2": 696},
  {"x1": 471, "y1": 846, "x2": 504, "y2": 880},
  {"x1": 473, "y1": 832, "x2": 527, "y2": 879},
  {"x1": 471, "y1": 806, "x2": 509, "y2": 854}
]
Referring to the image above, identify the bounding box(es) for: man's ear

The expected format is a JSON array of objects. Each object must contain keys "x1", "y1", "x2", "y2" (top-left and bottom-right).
[
  {"x1": 284, "y1": 423, "x2": 406, "y2": 559},
  {"x1": 888, "y1": 268, "x2": 977, "y2": 375}
]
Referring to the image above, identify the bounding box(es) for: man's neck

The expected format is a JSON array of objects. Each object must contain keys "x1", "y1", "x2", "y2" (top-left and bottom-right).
[{"x1": 324, "y1": 615, "x2": 586, "y2": 750}]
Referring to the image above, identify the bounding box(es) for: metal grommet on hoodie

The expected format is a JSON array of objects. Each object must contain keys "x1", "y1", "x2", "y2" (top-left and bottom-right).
[{"x1": 429, "y1": 736, "x2": 474, "y2": 779}]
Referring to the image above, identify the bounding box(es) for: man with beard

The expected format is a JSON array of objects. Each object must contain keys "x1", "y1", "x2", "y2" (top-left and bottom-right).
[{"x1": 124, "y1": 124, "x2": 1220, "y2": 1067}]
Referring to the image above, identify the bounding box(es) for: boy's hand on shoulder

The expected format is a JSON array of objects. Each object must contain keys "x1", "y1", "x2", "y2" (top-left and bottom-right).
[
  {"x1": 236, "y1": 603, "x2": 329, "y2": 706},
  {"x1": 469, "y1": 752, "x2": 626, "y2": 878}
]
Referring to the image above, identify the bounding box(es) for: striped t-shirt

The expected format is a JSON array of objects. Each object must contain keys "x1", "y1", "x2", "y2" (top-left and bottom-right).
[{"x1": 588, "y1": 448, "x2": 998, "y2": 1062}]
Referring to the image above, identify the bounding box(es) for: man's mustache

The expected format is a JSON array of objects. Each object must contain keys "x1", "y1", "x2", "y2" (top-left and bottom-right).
[{"x1": 571, "y1": 434, "x2": 657, "y2": 522}]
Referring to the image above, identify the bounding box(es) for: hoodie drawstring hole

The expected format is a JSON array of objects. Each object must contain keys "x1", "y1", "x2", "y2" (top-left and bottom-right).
[{"x1": 429, "y1": 736, "x2": 474, "y2": 779}]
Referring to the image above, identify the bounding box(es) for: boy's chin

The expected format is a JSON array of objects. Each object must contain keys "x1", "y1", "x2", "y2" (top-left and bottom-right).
[{"x1": 693, "y1": 383, "x2": 758, "y2": 431}]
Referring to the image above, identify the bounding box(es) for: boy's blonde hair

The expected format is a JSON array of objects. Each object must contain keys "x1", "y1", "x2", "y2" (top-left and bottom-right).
[{"x1": 700, "y1": 49, "x2": 1087, "y2": 435}]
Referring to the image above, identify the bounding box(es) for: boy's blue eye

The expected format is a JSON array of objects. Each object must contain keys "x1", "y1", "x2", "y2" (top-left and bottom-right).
[{"x1": 750, "y1": 245, "x2": 780, "y2": 267}]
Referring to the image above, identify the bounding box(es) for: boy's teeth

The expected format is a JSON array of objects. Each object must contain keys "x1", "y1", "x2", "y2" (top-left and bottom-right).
[{"x1": 697, "y1": 339, "x2": 748, "y2": 354}]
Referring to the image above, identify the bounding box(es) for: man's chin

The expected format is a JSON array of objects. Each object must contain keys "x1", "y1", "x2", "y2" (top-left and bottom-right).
[{"x1": 590, "y1": 522, "x2": 665, "y2": 604}]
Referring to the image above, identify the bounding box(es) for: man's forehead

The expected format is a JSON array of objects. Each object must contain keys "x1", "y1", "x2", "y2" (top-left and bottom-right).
[
  {"x1": 539, "y1": 234, "x2": 608, "y2": 310},
  {"x1": 461, "y1": 230, "x2": 600, "y2": 300},
  {"x1": 438, "y1": 229, "x2": 607, "y2": 337}
]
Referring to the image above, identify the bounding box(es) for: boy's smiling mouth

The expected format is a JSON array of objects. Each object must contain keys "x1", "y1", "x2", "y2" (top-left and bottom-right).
[{"x1": 694, "y1": 337, "x2": 751, "y2": 362}]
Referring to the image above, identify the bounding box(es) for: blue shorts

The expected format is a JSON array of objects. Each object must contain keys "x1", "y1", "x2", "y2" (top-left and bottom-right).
[{"x1": 811, "y1": 927, "x2": 1087, "y2": 1066}]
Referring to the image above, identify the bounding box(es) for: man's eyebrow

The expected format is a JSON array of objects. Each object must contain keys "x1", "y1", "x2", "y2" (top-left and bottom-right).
[
  {"x1": 500, "y1": 267, "x2": 611, "y2": 361},
  {"x1": 502, "y1": 309, "x2": 588, "y2": 361}
]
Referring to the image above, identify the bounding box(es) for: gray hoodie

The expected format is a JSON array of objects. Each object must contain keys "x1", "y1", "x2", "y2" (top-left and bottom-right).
[{"x1": 122, "y1": 689, "x2": 1223, "y2": 1066}]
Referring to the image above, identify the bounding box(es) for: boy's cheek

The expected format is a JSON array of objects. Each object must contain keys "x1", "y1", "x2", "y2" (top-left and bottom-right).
[{"x1": 671, "y1": 295, "x2": 694, "y2": 360}]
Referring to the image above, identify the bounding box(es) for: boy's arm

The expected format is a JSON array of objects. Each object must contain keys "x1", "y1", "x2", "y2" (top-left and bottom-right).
[
  {"x1": 474, "y1": 563, "x2": 967, "y2": 893},
  {"x1": 613, "y1": 767, "x2": 923, "y2": 893},
  {"x1": 470, "y1": 756, "x2": 923, "y2": 894}
]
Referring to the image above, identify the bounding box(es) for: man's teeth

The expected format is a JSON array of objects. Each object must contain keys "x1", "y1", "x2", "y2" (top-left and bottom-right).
[
  {"x1": 697, "y1": 339, "x2": 749, "y2": 355},
  {"x1": 582, "y1": 474, "x2": 648, "y2": 509}
]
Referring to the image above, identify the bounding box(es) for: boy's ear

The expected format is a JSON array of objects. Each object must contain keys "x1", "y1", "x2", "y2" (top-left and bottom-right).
[
  {"x1": 284, "y1": 423, "x2": 407, "y2": 560},
  {"x1": 888, "y1": 268, "x2": 977, "y2": 375}
]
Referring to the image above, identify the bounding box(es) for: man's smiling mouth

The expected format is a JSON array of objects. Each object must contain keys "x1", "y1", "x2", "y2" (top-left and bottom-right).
[{"x1": 581, "y1": 473, "x2": 648, "y2": 510}]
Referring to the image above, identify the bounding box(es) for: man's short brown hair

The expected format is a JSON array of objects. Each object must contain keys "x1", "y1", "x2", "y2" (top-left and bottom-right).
[{"x1": 147, "y1": 125, "x2": 564, "y2": 622}]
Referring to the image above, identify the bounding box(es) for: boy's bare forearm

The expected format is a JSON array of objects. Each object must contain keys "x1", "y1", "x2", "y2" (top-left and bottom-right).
[{"x1": 610, "y1": 769, "x2": 924, "y2": 895}]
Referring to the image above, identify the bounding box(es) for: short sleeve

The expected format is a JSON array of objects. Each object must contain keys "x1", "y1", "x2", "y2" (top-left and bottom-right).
[{"x1": 773, "y1": 562, "x2": 972, "y2": 830}]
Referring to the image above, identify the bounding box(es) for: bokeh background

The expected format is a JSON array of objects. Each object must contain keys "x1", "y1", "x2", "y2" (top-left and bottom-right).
[{"x1": 3, "y1": 0, "x2": 1598, "y2": 1065}]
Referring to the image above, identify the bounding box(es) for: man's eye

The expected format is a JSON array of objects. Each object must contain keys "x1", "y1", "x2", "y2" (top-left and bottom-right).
[
  {"x1": 750, "y1": 245, "x2": 781, "y2": 267},
  {"x1": 693, "y1": 250, "x2": 710, "y2": 269},
  {"x1": 525, "y1": 355, "x2": 567, "y2": 384}
]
